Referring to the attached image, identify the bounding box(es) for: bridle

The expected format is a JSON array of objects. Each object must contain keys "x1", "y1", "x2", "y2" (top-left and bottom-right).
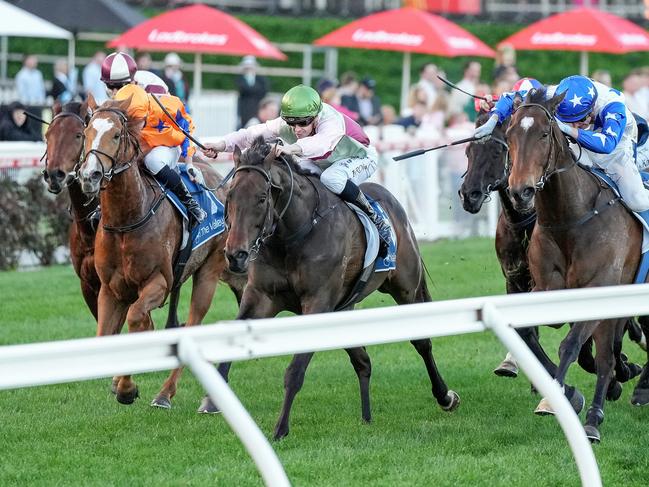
[
  {"x1": 42, "y1": 111, "x2": 87, "y2": 190},
  {"x1": 510, "y1": 102, "x2": 576, "y2": 191},
  {"x1": 229, "y1": 155, "x2": 295, "y2": 258},
  {"x1": 80, "y1": 107, "x2": 142, "y2": 186}
]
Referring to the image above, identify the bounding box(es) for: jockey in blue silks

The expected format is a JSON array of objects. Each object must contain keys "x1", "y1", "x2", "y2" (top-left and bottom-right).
[{"x1": 475, "y1": 75, "x2": 649, "y2": 212}]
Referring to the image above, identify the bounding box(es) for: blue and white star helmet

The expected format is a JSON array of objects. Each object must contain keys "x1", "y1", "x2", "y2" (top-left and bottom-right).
[
  {"x1": 512, "y1": 77, "x2": 543, "y2": 95},
  {"x1": 555, "y1": 75, "x2": 598, "y2": 122}
]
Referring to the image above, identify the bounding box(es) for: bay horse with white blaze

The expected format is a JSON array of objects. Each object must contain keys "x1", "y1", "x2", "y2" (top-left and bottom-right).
[
  {"x1": 216, "y1": 137, "x2": 459, "y2": 440},
  {"x1": 507, "y1": 89, "x2": 643, "y2": 442},
  {"x1": 77, "y1": 96, "x2": 245, "y2": 408}
]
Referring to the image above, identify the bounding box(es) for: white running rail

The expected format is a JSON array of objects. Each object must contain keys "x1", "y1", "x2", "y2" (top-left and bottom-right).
[{"x1": 4, "y1": 284, "x2": 649, "y2": 486}]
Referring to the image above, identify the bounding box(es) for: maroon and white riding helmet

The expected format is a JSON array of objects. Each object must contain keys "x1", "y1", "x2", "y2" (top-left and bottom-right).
[{"x1": 101, "y1": 52, "x2": 137, "y2": 85}]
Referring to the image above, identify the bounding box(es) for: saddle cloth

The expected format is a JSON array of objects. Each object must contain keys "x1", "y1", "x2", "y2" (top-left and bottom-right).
[
  {"x1": 158, "y1": 163, "x2": 226, "y2": 251},
  {"x1": 586, "y1": 166, "x2": 649, "y2": 283},
  {"x1": 345, "y1": 195, "x2": 397, "y2": 272}
]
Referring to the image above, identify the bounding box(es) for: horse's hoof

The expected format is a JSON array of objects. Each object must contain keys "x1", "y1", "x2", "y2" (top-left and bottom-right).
[
  {"x1": 568, "y1": 387, "x2": 585, "y2": 415},
  {"x1": 273, "y1": 427, "x2": 289, "y2": 441},
  {"x1": 631, "y1": 387, "x2": 649, "y2": 406},
  {"x1": 197, "y1": 395, "x2": 220, "y2": 414},
  {"x1": 606, "y1": 381, "x2": 622, "y2": 402},
  {"x1": 116, "y1": 387, "x2": 139, "y2": 405},
  {"x1": 534, "y1": 397, "x2": 555, "y2": 416},
  {"x1": 150, "y1": 395, "x2": 172, "y2": 409},
  {"x1": 584, "y1": 425, "x2": 601, "y2": 444},
  {"x1": 110, "y1": 377, "x2": 119, "y2": 395},
  {"x1": 493, "y1": 361, "x2": 518, "y2": 378},
  {"x1": 440, "y1": 390, "x2": 460, "y2": 412}
]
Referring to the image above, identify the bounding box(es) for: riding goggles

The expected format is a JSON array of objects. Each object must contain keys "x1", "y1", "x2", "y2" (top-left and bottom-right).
[{"x1": 282, "y1": 116, "x2": 315, "y2": 127}]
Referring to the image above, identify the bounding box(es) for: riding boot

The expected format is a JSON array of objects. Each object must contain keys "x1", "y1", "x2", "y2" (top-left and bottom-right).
[
  {"x1": 339, "y1": 180, "x2": 392, "y2": 248},
  {"x1": 154, "y1": 166, "x2": 207, "y2": 223}
]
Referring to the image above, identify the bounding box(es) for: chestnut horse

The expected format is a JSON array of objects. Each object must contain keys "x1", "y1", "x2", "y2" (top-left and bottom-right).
[
  {"x1": 507, "y1": 89, "x2": 643, "y2": 442},
  {"x1": 216, "y1": 137, "x2": 459, "y2": 440},
  {"x1": 77, "y1": 97, "x2": 244, "y2": 408}
]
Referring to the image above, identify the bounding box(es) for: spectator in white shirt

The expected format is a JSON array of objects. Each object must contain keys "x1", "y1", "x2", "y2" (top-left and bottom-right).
[
  {"x1": 15, "y1": 55, "x2": 45, "y2": 106},
  {"x1": 416, "y1": 62, "x2": 438, "y2": 109},
  {"x1": 448, "y1": 60, "x2": 481, "y2": 117},
  {"x1": 83, "y1": 51, "x2": 107, "y2": 104}
]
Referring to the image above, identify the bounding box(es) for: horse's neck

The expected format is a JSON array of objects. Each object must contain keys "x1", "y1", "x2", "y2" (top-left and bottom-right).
[
  {"x1": 536, "y1": 152, "x2": 594, "y2": 225},
  {"x1": 273, "y1": 171, "x2": 320, "y2": 240},
  {"x1": 100, "y1": 163, "x2": 149, "y2": 227},
  {"x1": 68, "y1": 179, "x2": 97, "y2": 225}
]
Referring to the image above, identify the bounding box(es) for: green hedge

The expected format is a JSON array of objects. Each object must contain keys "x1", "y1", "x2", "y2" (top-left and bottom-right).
[{"x1": 6, "y1": 13, "x2": 649, "y2": 107}]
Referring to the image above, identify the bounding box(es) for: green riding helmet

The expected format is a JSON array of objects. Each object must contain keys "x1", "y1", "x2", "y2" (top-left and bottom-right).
[{"x1": 280, "y1": 85, "x2": 322, "y2": 122}]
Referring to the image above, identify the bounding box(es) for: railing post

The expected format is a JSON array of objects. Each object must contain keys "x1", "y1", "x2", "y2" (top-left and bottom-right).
[
  {"x1": 481, "y1": 303, "x2": 602, "y2": 487},
  {"x1": 178, "y1": 337, "x2": 291, "y2": 487}
]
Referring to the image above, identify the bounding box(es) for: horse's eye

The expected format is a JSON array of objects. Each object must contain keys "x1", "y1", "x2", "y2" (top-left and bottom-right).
[
  {"x1": 542, "y1": 132, "x2": 549, "y2": 138},
  {"x1": 258, "y1": 194, "x2": 267, "y2": 204},
  {"x1": 113, "y1": 133, "x2": 120, "y2": 140},
  {"x1": 75, "y1": 133, "x2": 82, "y2": 139}
]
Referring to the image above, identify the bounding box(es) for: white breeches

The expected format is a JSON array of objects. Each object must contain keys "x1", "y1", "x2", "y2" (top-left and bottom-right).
[
  {"x1": 589, "y1": 140, "x2": 649, "y2": 212},
  {"x1": 319, "y1": 147, "x2": 379, "y2": 194},
  {"x1": 143, "y1": 146, "x2": 181, "y2": 175}
]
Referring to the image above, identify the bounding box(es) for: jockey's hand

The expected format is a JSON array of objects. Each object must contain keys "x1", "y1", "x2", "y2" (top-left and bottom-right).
[
  {"x1": 273, "y1": 143, "x2": 302, "y2": 158},
  {"x1": 555, "y1": 119, "x2": 578, "y2": 139},
  {"x1": 201, "y1": 140, "x2": 226, "y2": 159},
  {"x1": 474, "y1": 114, "x2": 498, "y2": 139}
]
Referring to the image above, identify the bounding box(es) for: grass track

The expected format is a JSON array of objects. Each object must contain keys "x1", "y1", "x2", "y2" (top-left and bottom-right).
[{"x1": 1, "y1": 238, "x2": 649, "y2": 486}]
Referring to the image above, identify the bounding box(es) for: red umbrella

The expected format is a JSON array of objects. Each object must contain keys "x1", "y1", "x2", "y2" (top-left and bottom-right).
[
  {"x1": 499, "y1": 8, "x2": 649, "y2": 75},
  {"x1": 108, "y1": 4, "x2": 286, "y2": 94},
  {"x1": 314, "y1": 7, "x2": 494, "y2": 111}
]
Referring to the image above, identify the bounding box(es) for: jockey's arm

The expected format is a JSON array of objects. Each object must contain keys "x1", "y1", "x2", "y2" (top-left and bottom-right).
[
  {"x1": 574, "y1": 102, "x2": 626, "y2": 154},
  {"x1": 294, "y1": 114, "x2": 344, "y2": 159},
  {"x1": 220, "y1": 118, "x2": 283, "y2": 153}
]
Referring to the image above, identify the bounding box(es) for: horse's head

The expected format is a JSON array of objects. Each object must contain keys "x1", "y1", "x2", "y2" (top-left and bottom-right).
[
  {"x1": 78, "y1": 95, "x2": 141, "y2": 195},
  {"x1": 42, "y1": 99, "x2": 90, "y2": 194},
  {"x1": 224, "y1": 137, "x2": 284, "y2": 274},
  {"x1": 460, "y1": 111, "x2": 509, "y2": 213},
  {"x1": 506, "y1": 88, "x2": 566, "y2": 212}
]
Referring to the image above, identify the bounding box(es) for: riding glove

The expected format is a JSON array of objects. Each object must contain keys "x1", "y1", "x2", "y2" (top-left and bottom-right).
[
  {"x1": 474, "y1": 114, "x2": 498, "y2": 139},
  {"x1": 186, "y1": 163, "x2": 205, "y2": 185},
  {"x1": 555, "y1": 118, "x2": 578, "y2": 139}
]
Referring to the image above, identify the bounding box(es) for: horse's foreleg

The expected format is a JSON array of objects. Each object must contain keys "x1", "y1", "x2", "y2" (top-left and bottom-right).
[
  {"x1": 153, "y1": 253, "x2": 225, "y2": 409},
  {"x1": 273, "y1": 352, "x2": 315, "y2": 441},
  {"x1": 96, "y1": 286, "x2": 129, "y2": 398},
  {"x1": 198, "y1": 287, "x2": 280, "y2": 414},
  {"x1": 584, "y1": 322, "x2": 619, "y2": 443},
  {"x1": 116, "y1": 273, "x2": 168, "y2": 406},
  {"x1": 535, "y1": 320, "x2": 599, "y2": 416},
  {"x1": 80, "y1": 280, "x2": 99, "y2": 321},
  {"x1": 344, "y1": 347, "x2": 372, "y2": 423},
  {"x1": 410, "y1": 339, "x2": 460, "y2": 412}
]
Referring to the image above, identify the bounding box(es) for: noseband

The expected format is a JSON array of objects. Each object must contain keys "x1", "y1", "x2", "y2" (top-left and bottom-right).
[
  {"x1": 512, "y1": 103, "x2": 575, "y2": 191},
  {"x1": 80, "y1": 108, "x2": 141, "y2": 186},
  {"x1": 230, "y1": 155, "x2": 294, "y2": 258}
]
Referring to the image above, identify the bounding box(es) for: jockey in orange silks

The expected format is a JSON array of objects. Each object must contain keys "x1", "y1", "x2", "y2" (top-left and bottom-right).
[{"x1": 101, "y1": 52, "x2": 206, "y2": 222}]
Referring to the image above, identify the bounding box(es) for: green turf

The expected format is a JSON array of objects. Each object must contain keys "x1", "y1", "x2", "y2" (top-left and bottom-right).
[{"x1": 1, "y1": 238, "x2": 648, "y2": 486}]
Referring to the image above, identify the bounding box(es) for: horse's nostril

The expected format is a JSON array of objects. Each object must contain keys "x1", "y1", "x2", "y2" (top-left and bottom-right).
[
  {"x1": 42, "y1": 170, "x2": 50, "y2": 181},
  {"x1": 90, "y1": 170, "x2": 102, "y2": 183},
  {"x1": 54, "y1": 169, "x2": 66, "y2": 181},
  {"x1": 234, "y1": 250, "x2": 249, "y2": 261},
  {"x1": 469, "y1": 191, "x2": 482, "y2": 202},
  {"x1": 521, "y1": 187, "x2": 535, "y2": 201}
]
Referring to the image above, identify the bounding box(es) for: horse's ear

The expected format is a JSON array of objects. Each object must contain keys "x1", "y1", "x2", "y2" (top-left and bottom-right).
[
  {"x1": 512, "y1": 92, "x2": 523, "y2": 111},
  {"x1": 264, "y1": 143, "x2": 277, "y2": 167},
  {"x1": 114, "y1": 94, "x2": 132, "y2": 114},
  {"x1": 86, "y1": 92, "x2": 97, "y2": 112},
  {"x1": 52, "y1": 101, "x2": 62, "y2": 116},
  {"x1": 233, "y1": 145, "x2": 242, "y2": 166},
  {"x1": 548, "y1": 90, "x2": 567, "y2": 115}
]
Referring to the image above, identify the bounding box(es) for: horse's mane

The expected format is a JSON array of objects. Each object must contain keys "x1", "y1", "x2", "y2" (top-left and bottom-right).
[
  {"x1": 524, "y1": 87, "x2": 548, "y2": 106},
  {"x1": 243, "y1": 136, "x2": 316, "y2": 178}
]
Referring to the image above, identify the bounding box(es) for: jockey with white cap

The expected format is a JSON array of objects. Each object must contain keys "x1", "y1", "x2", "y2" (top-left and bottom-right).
[
  {"x1": 100, "y1": 52, "x2": 206, "y2": 222},
  {"x1": 475, "y1": 75, "x2": 649, "y2": 212}
]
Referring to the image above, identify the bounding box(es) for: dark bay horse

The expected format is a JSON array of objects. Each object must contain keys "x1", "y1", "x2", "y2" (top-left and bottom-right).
[
  {"x1": 217, "y1": 137, "x2": 459, "y2": 440},
  {"x1": 42, "y1": 100, "x2": 100, "y2": 320},
  {"x1": 507, "y1": 89, "x2": 643, "y2": 442},
  {"x1": 77, "y1": 96, "x2": 245, "y2": 408}
]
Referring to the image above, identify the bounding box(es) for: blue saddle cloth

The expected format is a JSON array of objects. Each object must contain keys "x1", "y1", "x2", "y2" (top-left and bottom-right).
[
  {"x1": 162, "y1": 164, "x2": 226, "y2": 251},
  {"x1": 368, "y1": 196, "x2": 397, "y2": 272},
  {"x1": 586, "y1": 166, "x2": 649, "y2": 283}
]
